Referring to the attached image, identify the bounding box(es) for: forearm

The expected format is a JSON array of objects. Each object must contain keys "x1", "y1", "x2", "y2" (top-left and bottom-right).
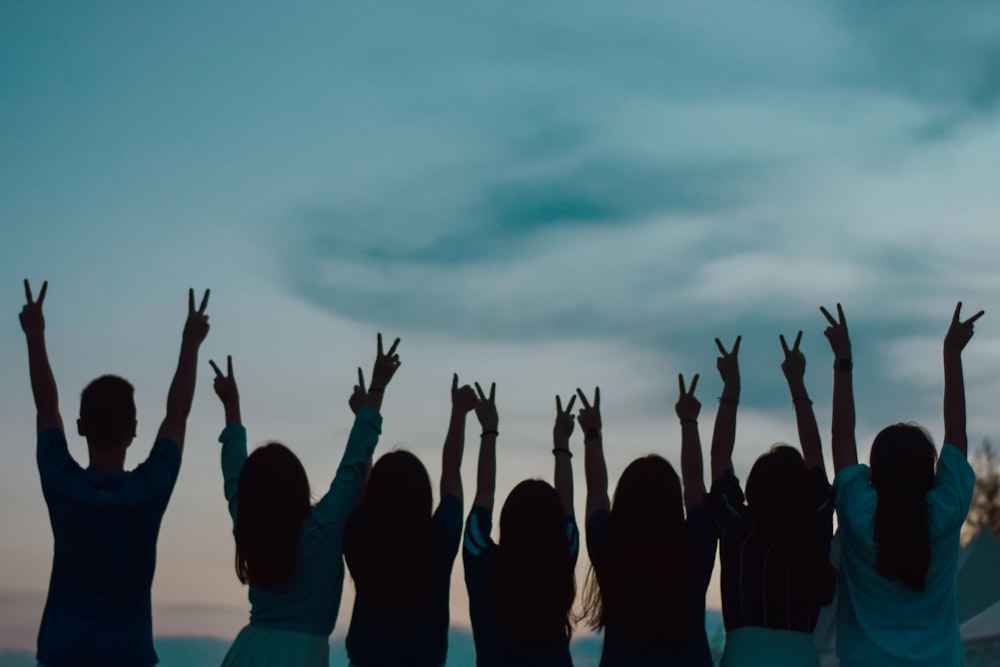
[
  {"x1": 441, "y1": 409, "x2": 467, "y2": 499},
  {"x1": 831, "y1": 366, "x2": 858, "y2": 472},
  {"x1": 472, "y1": 434, "x2": 496, "y2": 510},
  {"x1": 553, "y1": 435, "x2": 574, "y2": 517},
  {"x1": 787, "y1": 377, "x2": 824, "y2": 470},
  {"x1": 584, "y1": 435, "x2": 610, "y2": 515},
  {"x1": 166, "y1": 340, "x2": 200, "y2": 420},
  {"x1": 25, "y1": 332, "x2": 61, "y2": 429},
  {"x1": 680, "y1": 421, "x2": 707, "y2": 507},
  {"x1": 943, "y1": 351, "x2": 967, "y2": 456},
  {"x1": 710, "y1": 382, "x2": 739, "y2": 479}
]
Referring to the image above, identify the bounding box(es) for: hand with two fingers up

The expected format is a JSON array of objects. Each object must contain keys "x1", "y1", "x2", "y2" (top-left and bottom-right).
[
  {"x1": 576, "y1": 387, "x2": 602, "y2": 441},
  {"x1": 675, "y1": 373, "x2": 701, "y2": 424},
  {"x1": 209, "y1": 355, "x2": 242, "y2": 425},
  {"x1": 19, "y1": 279, "x2": 48, "y2": 338}
]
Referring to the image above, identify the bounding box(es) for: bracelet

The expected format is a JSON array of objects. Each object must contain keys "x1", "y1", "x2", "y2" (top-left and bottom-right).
[
  {"x1": 552, "y1": 448, "x2": 572, "y2": 458},
  {"x1": 585, "y1": 427, "x2": 601, "y2": 440},
  {"x1": 834, "y1": 358, "x2": 853, "y2": 372},
  {"x1": 719, "y1": 397, "x2": 739, "y2": 405},
  {"x1": 792, "y1": 396, "x2": 813, "y2": 405},
  {"x1": 369, "y1": 387, "x2": 385, "y2": 394},
  {"x1": 481, "y1": 430, "x2": 498, "y2": 438},
  {"x1": 680, "y1": 418, "x2": 697, "y2": 425}
]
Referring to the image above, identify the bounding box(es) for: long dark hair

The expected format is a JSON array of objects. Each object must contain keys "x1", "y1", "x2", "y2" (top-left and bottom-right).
[
  {"x1": 350, "y1": 450, "x2": 433, "y2": 607},
  {"x1": 870, "y1": 423, "x2": 937, "y2": 591},
  {"x1": 235, "y1": 443, "x2": 311, "y2": 589},
  {"x1": 582, "y1": 455, "x2": 694, "y2": 644},
  {"x1": 495, "y1": 479, "x2": 576, "y2": 648},
  {"x1": 745, "y1": 445, "x2": 835, "y2": 608}
]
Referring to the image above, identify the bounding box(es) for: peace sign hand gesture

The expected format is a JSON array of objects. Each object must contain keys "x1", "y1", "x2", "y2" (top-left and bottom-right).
[
  {"x1": 474, "y1": 381, "x2": 499, "y2": 432},
  {"x1": 675, "y1": 373, "x2": 701, "y2": 422},
  {"x1": 20, "y1": 279, "x2": 48, "y2": 337},
  {"x1": 780, "y1": 331, "x2": 806, "y2": 382},
  {"x1": 369, "y1": 333, "x2": 402, "y2": 392},
  {"x1": 576, "y1": 387, "x2": 602, "y2": 435},
  {"x1": 452, "y1": 374, "x2": 478, "y2": 414},
  {"x1": 209, "y1": 355, "x2": 239, "y2": 407},
  {"x1": 184, "y1": 288, "x2": 211, "y2": 345},
  {"x1": 944, "y1": 302, "x2": 984, "y2": 354},
  {"x1": 554, "y1": 394, "x2": 577, "y2": 440},
  {"x1": 349, "y1": 367, "x2": 368, "y2": 415},
  {"x1": 715, "y1": 336, "x2": 741, "y2": 388},
  {"x1": 820, "y1": 303, "x2": 851, "y2": 358}
]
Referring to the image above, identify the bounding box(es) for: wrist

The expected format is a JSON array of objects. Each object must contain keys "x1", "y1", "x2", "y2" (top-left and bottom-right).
[
  {"x1": 552, "y1": 447, "x2": 572, "y2": 458},
  {"x1": 584, "y1": 427, "x2": 602, "y2": 441},
  {"x1": 680, "y1": 418, "x2": 698, "y2": 425},
  {"x1": 834, "y1": 357, "x2": 853, "y2": 372},
  {"x1": 481, "y1": 429, "x2": 498, "y2": 438}
]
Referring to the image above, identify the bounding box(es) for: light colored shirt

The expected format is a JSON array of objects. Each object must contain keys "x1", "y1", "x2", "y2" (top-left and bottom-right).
[
  {"x1": 221, "y1": 406, "x2": 382, "y2": 636},
  {"x1": 834, "y1": 443, "x2": 976, "y2": 667}
]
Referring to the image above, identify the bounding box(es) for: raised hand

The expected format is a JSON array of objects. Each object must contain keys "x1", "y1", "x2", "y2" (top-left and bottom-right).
[
  {"x1": 576, "y1": 387, "x2": 602, "y2": 436},
  {"x1": 820, "y1": 303, "x2": 851, "y2": 358},
  {"x1": 675, "y1": 373, "x2": 701, "y2": 423},
  {"x1": 715, "y1": 336, "x2": 741, "y2": 387},
  {"x1": 944, "y1": 302, "x2": 984, "y2": 354},
  {"x1": 554, "y1": 394, "x2": 577, "y2": 440},
  {"x1": 474, "y1": 381, "x2": 498, "y2": 432},
  {"x1": 452, "y1": 373, "x2": 478, "y2": 414},
  {"x1": 349, "y1": 367, "x2": 367, "y2": 415},
  {"x1": 780, "y1": 331, "x2": 806, "y2": 382},
  {"x1": 369, "y1": 333, "x2": 401, "y2": 392},
  {"x1": 209, "y1": 355, "x2": 239, "y2": 405},
  {"x1": 184, "y1": 288, "x2": 211, "y2": 345},
  {"x1": 19, "y1": 279, "x2": 48, "y2": 337}
]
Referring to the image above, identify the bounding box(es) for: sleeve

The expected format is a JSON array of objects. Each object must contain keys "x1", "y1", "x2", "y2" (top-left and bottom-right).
[
  {"x1": 36, "y1": 428, "x2": 79, "y2": 487},
  {"x1": 585, "y1": 510, "x2": 610, "y2": 572},
  {"x1": 833, "y1": 463, "x2": 876, "y2": 536},
  {"x1": 435, "y1": 494, "x2": 464, "y2": 569},
  {"x1": 927, "y1": 443, "x2": 977, "y2": 535},
  {"x1": 132, "y1": 438, "x2": 183, "y2": 501},
  {"x1": 313, "y1": 406, "x2": 382, "y2": 526},
  {"x1": 463, "y1": 506, "x2": 495, "y2": 605},
  {"x1": 219, "y1": 423, "x2": 248, "y2": 527},
  {"x1": 686, "y1": 505, "x2": 719, "y2": 593},
  {"x1": 810, "y1": 467, "x2": 835, "y2": 541},
  {"x1": 707, "y1": 471, "x2": 747, "y2": 535}
]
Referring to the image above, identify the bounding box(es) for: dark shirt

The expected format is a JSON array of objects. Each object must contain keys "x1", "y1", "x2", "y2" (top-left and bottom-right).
[
  {"x1": 586, "y1": 505, "x2": 717, "y2": 667},
  {"x1": 344, "y1": 494, "x2": 464, "y2": 667},
  {"x1": 36, "y1": 428, "x2": 181, "y2": 667},
  {"x1": 463, "y1": 506, "x2": 579, "y2": 667},
  {"x1": 707, "y1": 468, "x2": 833, "y2": 633}
]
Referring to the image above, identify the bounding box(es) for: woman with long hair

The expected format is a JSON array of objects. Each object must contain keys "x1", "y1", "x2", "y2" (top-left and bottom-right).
[
  {"x1": 463, "y1": 384, "x2": 578, "y2": 667},
  {"x1": 707, "y1": 334, "x2": 836, "y2": 666},
  {"x1": 580, "y1": 378, "x2": 717, "y2": 666},
  {"x1": 823, "y1": 302, "x2": 981, "y2": 667},
  {"x1": 211, "y1": 334, "x2": 401, "y2": 667},
  {"x1": 344, "y1": 373, "x2": 481, "y2": 667}
]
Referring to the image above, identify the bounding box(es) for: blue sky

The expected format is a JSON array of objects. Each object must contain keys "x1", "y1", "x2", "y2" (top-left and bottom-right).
[{"x1": 2, "y1": 0, "x2": 1000, "y2": 651}]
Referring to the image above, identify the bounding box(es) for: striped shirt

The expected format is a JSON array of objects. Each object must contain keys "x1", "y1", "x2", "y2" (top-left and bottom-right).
[
  {"x1": 220, "y1": 406, "x2": 382, "y2": 636},
  {"x1": 708, "y1": 468, "x2": 833, "y2": 633}
]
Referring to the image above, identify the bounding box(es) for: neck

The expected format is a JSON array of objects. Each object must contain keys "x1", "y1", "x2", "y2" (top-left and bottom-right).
[{"x1": 87, "y1": 446, "x2": 127, "y2": 475}]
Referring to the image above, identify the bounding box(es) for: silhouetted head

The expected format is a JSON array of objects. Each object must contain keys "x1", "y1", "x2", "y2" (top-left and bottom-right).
[
  {"x1": 870, "y1": 423, "x2": 937, "y2": 591},
  {"x1": 235, "y1": 443, "x2": 311, "y2": 589},
  {"x1": 745, "y1": 445, "x2": 835, "y2": 608},
  {"x1": 77, "y1": 375, "x2": 137, "y2": 450},
  {"x1": 350, "y1": 450, "x2": 433, "y2": 607},
  {"x1": 495, "y1": 479, "x2": 576, "y2": 648},
  {"x1": 583, "y1": 455, "x2": 693, "y2": 644}
]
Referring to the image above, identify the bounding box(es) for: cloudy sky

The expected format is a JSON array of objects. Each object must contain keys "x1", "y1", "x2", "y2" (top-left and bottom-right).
[{"x1": 2, "y1": 0, "x2": 1000, "y2": 653}]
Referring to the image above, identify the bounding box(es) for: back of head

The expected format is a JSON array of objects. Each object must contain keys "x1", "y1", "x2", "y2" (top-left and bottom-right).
[
  {"x1": 352, "y1": 450, "x2": 433, "y2": 607},
  {"x1": 495, "y1": 479, "x2": 576, "y2": 648},
  {"x1": 745, "y1": 445, "x2": 835, "y2": 608},
  {"x1": 235, "y1": 443, "x2": 311, "y2": 589},
  {"x1": 583, "y1": 455, "x2": 693, "y2": 644},
  {"x1": 870, "y1": 423, "x2": 937, "y2": 591},
  {"x1": 79, "y1": 375, "x2": 136, "y2": 449}
]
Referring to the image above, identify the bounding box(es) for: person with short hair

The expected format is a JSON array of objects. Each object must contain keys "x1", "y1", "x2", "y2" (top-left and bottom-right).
[{"x1": 20, "y1": 281, "x2": 211, "y2": 667}]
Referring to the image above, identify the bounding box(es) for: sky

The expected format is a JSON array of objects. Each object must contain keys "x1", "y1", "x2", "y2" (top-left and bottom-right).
[{"x1": 2, "y1": 0, "x2": 1000, "y2": 654}]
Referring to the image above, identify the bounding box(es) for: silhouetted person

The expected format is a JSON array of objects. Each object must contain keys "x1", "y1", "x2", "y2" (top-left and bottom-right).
[
  {"x1": 580, "y1": 379, "x2": 717, "y2": 666},
  {"x1": 707, "y1": 334, "x2": 835, "y2": 666},
  {"x1": 343, "y1": 373, "x2": 480, "y2": 666},
  {"x1": 463, "y1": 384, "x2": 578, "y2": 667},
  {"x1": 210, "y1": 334, "x2": 400, "y2": 666},
  {"x1": 823, "y1": 303, "x2": 980, "y2": 667},
  {"x1": 20, "y1": 281, "x2": 210, "y2": 667}
]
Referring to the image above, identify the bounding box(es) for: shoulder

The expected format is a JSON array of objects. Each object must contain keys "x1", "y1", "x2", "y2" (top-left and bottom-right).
[
  {"x1": 833, "y1": 463, "x2": 875, "y2": 529},
  {"x1": 37, "y1": 428, "x2": 79, "y2": 486}
]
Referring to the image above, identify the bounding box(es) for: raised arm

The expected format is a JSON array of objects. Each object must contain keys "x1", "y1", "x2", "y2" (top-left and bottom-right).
[
  {"x1": 943, "y1": 302, "x2": 984, "y2": 457},
  {"x1": 577, "y1": 387, "x2": 609, "y2": 519},
  {"x1": 472, "y1": 381, "x2": 498, "y2": 511},
  {"x1": 211, "y1": 355, "x2": 244, "y2": 522},
  {"x1": 780, "y1": 331, "x2": 825, "y2": 473},
  {"x1": 552, "y1": 392, "x2": 578, "y2": 518},
  {"x1": 20, "y1": 280, "x2": 62, "y2": 433},
  {"x1": 157, "y1": 289, "x2": 211, "y2": 450},
  {"x1": 676, "y1": 374, "x2": 707, "y2": 508},
  {"x1": 821, "y1": 304, "x2": 857, "y2": 473},
  {"x1": 441, "y1": 373, "x2": 477, "y2": 502},
  {"x1": 710, "y1": 336, "x2": 741, "y2": 481},
  {"x1": 210, "y1": 355, "x2": 241, "y2": 426}
]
